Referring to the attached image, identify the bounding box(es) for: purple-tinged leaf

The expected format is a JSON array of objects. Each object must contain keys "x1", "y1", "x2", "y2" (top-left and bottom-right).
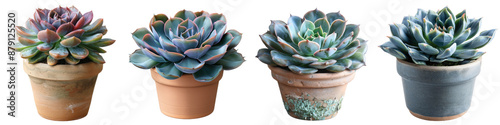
[
  {"x1": 15, "y1": 26, "x2": 37, "y2": 38},
  {"x1": 18, "y1": 37, "x2": 38, "y2": 46},
  {"x1": 37, "y1": 29, "x2": 60, "y2": 44},
  {"x1": 64, "y1": 29, "x2": 85, "y2": 38},
  {"x1": 60, "y1": 36, "x2": 82, "y2": 47},
  {"x1": 56, "y1": 23, "x2": 75, "y2": 36}
]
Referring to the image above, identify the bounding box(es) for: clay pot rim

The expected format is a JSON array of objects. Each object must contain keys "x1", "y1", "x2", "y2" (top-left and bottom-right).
[
  {"x1": 268, "y1": 65, "x2": 355, "y2": 80},
  {"x1": 23, "y1": 59, "x2": 103, "y2": 81},
  {"x1": 397, "y1": 58, "x2": 481, "y2": 71},
  {"x1": 150, "y1": 68, "x2": 224, "y2": 88},
  {"x1": 268, "y1": 65, "x2": 356, "y2": 88}
]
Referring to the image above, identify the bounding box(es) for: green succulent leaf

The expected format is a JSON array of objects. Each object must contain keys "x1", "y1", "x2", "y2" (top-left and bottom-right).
[
  {"x1": 304, "y1": 9, "x2": 325, "y2": 22},
  {"x1": 81, "y1": 33, "x2": 103, "y2": 44},
  {"x1": 453, "y1": 49, "x2": 478, "y2": 59},
  {"x1": 215, "y1": 49, "x2": 244, "y2": 70},
  {"x1": 83, "y1": 18, "x2": 103, "y2": 33},
  {"x1": 227, "y1": 29, "x2": 242, "y2": 50},
  {"x1": 432, "y1": 32, "x2": 453, "y2": 47},
  {"x1": 408, "y1": 48, "x2": 429, "y2": 61},
  {"x1": 69, "y1": 46, "x2": 89, "y2": 59},
  {"x1": 314, "y1": 18, "x2": 330, "y2": 33},
  {"x1": 21, "y1": 46, "x2": 39, "y2": 58},
  {"x1": 292, "y1": 54, "x2": 318, "y2": 64},
  {"x1": 309, "y1": 59, "x2": 336, "y2": 69},
  {"x1": 199, "y1": 45, "x2": 228, "y2": 64},
  {"x1": 298, "y1": 40, "x2": 320, "y2": 56},
  {"x1": 93, "y1": 38, "x2": 116, "y2": 47},
  {"x1": 300, "y1": 20, "x2": 315, "y2": 38},
  {"x1": 193, "y1": 64, "x2": 223, "y2": 82},
  {"x1": 288, "y1": 65, "x2": 318, "y2": 75},
  {"x1": 329, "y1": 20, "x2": 346, "y2": 39},
  {"x1": 172, "y1": 38, "x2": 198, "y2": 52},
  {"x1": 349, "y1": 60, "x2": 365, "y2": 70},
  {"x1": 287, "y1": 15, "x2": 302, "y2": 44},
  {"x1": 380, "y1": 42, "x2": 406, "y2": 59},
  {"x1": 88, "y1": 52, "x2": 105, "y2": 64},
  {"x1": 28, "y1": 52, "x2": 47, "y2": 64},
  {"x1": 36, "y1": 43, "x2": 53, "y2": 52},
  {"x1": 326, "y1": 12, "x2": 345, "y2": 24},
  {"x1": 174, "y1": 57, "x2": 205, "y2": 74},
  {"x1": 49, "y1": 45, "x2": 69, "y2": 59},
  {"x1": 270, "y1": 50, "x2": 297, "y2": 67},
  {"x1": 156, "y1": 62, "x2": 183, "y2": 80},
  {"x1": 436, "y1": 43, "x2": 457, "y2": 59},
  {"x1": 466, "y1": 18, "x2": 481, "y2": 40},
  {"x1": 65, "y1": 55, "x2": 80, "y2": 65},
  {"x1": 256, "y1": 48, "x2": 276, "y2": 66},
  {"x1": 130, "y1": 49, "x2": 159, "y2": 69},
  {"x1": 174, "y1": 10, "x2": 196, "y2": 20},
  {"x1": 418, "y1": 43, "x2": 439, "y2": 55}
]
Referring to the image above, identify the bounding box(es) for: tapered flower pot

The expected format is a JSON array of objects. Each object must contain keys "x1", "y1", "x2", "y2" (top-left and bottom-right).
[
  {"x1": 397, "y1": 59, "x2": 481, "y2": 121},
  {"x1": 151, "y1": 68, "x2": 223, "y2": 119},
  {"x1": 268, "y1": 66, "x2": 355, "y2": 120},
  {"x1": 23, "y1": 60, "x2": 102, "y2": 121}
]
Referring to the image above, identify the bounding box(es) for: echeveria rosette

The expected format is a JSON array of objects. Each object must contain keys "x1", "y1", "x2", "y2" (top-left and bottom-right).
[
  {"x1": 380, "y1": 7, "x2": 496, "y2": 65},
  {"x1": 256, "y1": 9, "x2": 367, "y2": 75},
  {"x1": 12, "y1": 6, "x2": 114, "y2": 65},
  {"x1": 129, "y1": 10, "x2": 244, "y2": 82}
]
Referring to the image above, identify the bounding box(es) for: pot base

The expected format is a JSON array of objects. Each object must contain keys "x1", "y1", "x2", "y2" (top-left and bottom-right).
[
  {"x1": 288, "y1": 111, "x2": 338, "y2": 120},
  {"x1": 160, "y1": 108, "x2": 214, "y2": 119},
  {"x1": 410, "y1": 110, "x2": 467, "y2": 121}
]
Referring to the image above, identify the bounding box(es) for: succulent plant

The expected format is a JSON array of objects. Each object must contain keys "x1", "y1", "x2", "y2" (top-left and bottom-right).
[
  {"x1": 256, "y1": 9, "x2": 367, "y2": 74},
  {"x1": 380, "y1": 7, "x2": 495, "y2": 65},
  {"x1": 12, "y1": 6, "x2": 114, "y2": 65},
  {"x1": 129, "y1": 10, "x2": 244, "y2": 82}
]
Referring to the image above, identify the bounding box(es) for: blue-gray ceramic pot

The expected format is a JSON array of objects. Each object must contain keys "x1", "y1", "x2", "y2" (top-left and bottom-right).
[{"x1": 396, "y1": 58, "x2": 481, "y2": 121}]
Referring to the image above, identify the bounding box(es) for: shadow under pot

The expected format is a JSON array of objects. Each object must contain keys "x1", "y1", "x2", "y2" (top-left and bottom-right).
[
  {"x1": 396, "y1": 58, "x2": 481, "y2": 121},
  {"x1": 268, "y1": 66, "x2": 355, "y2": 120},
  {"x1": 23, "y1": 60, "x2": 102, "y2": 121},
  {"x1": 150, "y1": 68, "x2": 223, "y2": 119}
]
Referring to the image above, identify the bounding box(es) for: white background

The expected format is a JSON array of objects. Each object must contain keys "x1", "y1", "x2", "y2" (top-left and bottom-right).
[{"x1": 1, "y1": 0, "x2": 500, "y2": 125}]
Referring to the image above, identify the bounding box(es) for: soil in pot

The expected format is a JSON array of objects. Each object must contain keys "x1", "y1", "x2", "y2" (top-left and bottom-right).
[
  {"x1": 23, "y1": 60, "x2": 103, "y2": 121},
  {"x1": 268, "y1": 66, "x2": 356, "y2": 120},
  {"x1": 396, "y1": 59, "x2": 481, "y2": 121},
  {"x1": 151, "y1": 68, "x2": 223, "y2": 119}
]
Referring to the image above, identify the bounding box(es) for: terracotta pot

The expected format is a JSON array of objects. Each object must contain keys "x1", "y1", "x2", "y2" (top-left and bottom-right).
[
  {"x1": 23, "y1": 60, "x2": 102, "y2": 121},
  {"x1": 268, "y1": 66, "x2": 355, "y2": 120},
  {"x1": 151, "y1": 68, "x2": 223, "y2": 119},
  {"x1": 396, "y1": 59, "x2": 481, "y2": 121}
]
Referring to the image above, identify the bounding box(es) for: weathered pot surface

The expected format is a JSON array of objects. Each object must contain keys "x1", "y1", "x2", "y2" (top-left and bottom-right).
[
  {"x1": 151, "y1": 68, "x2": 223, "y2": 119},
  {"x1": 397, "y1": 58, "x2": 481, "y2": 121},
  {"x1": 268, "y1": 65, "x2": 355, "y2": 120},
  {"x1": 23, "y1": 60, "x2": 103, "y2": 121}
]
